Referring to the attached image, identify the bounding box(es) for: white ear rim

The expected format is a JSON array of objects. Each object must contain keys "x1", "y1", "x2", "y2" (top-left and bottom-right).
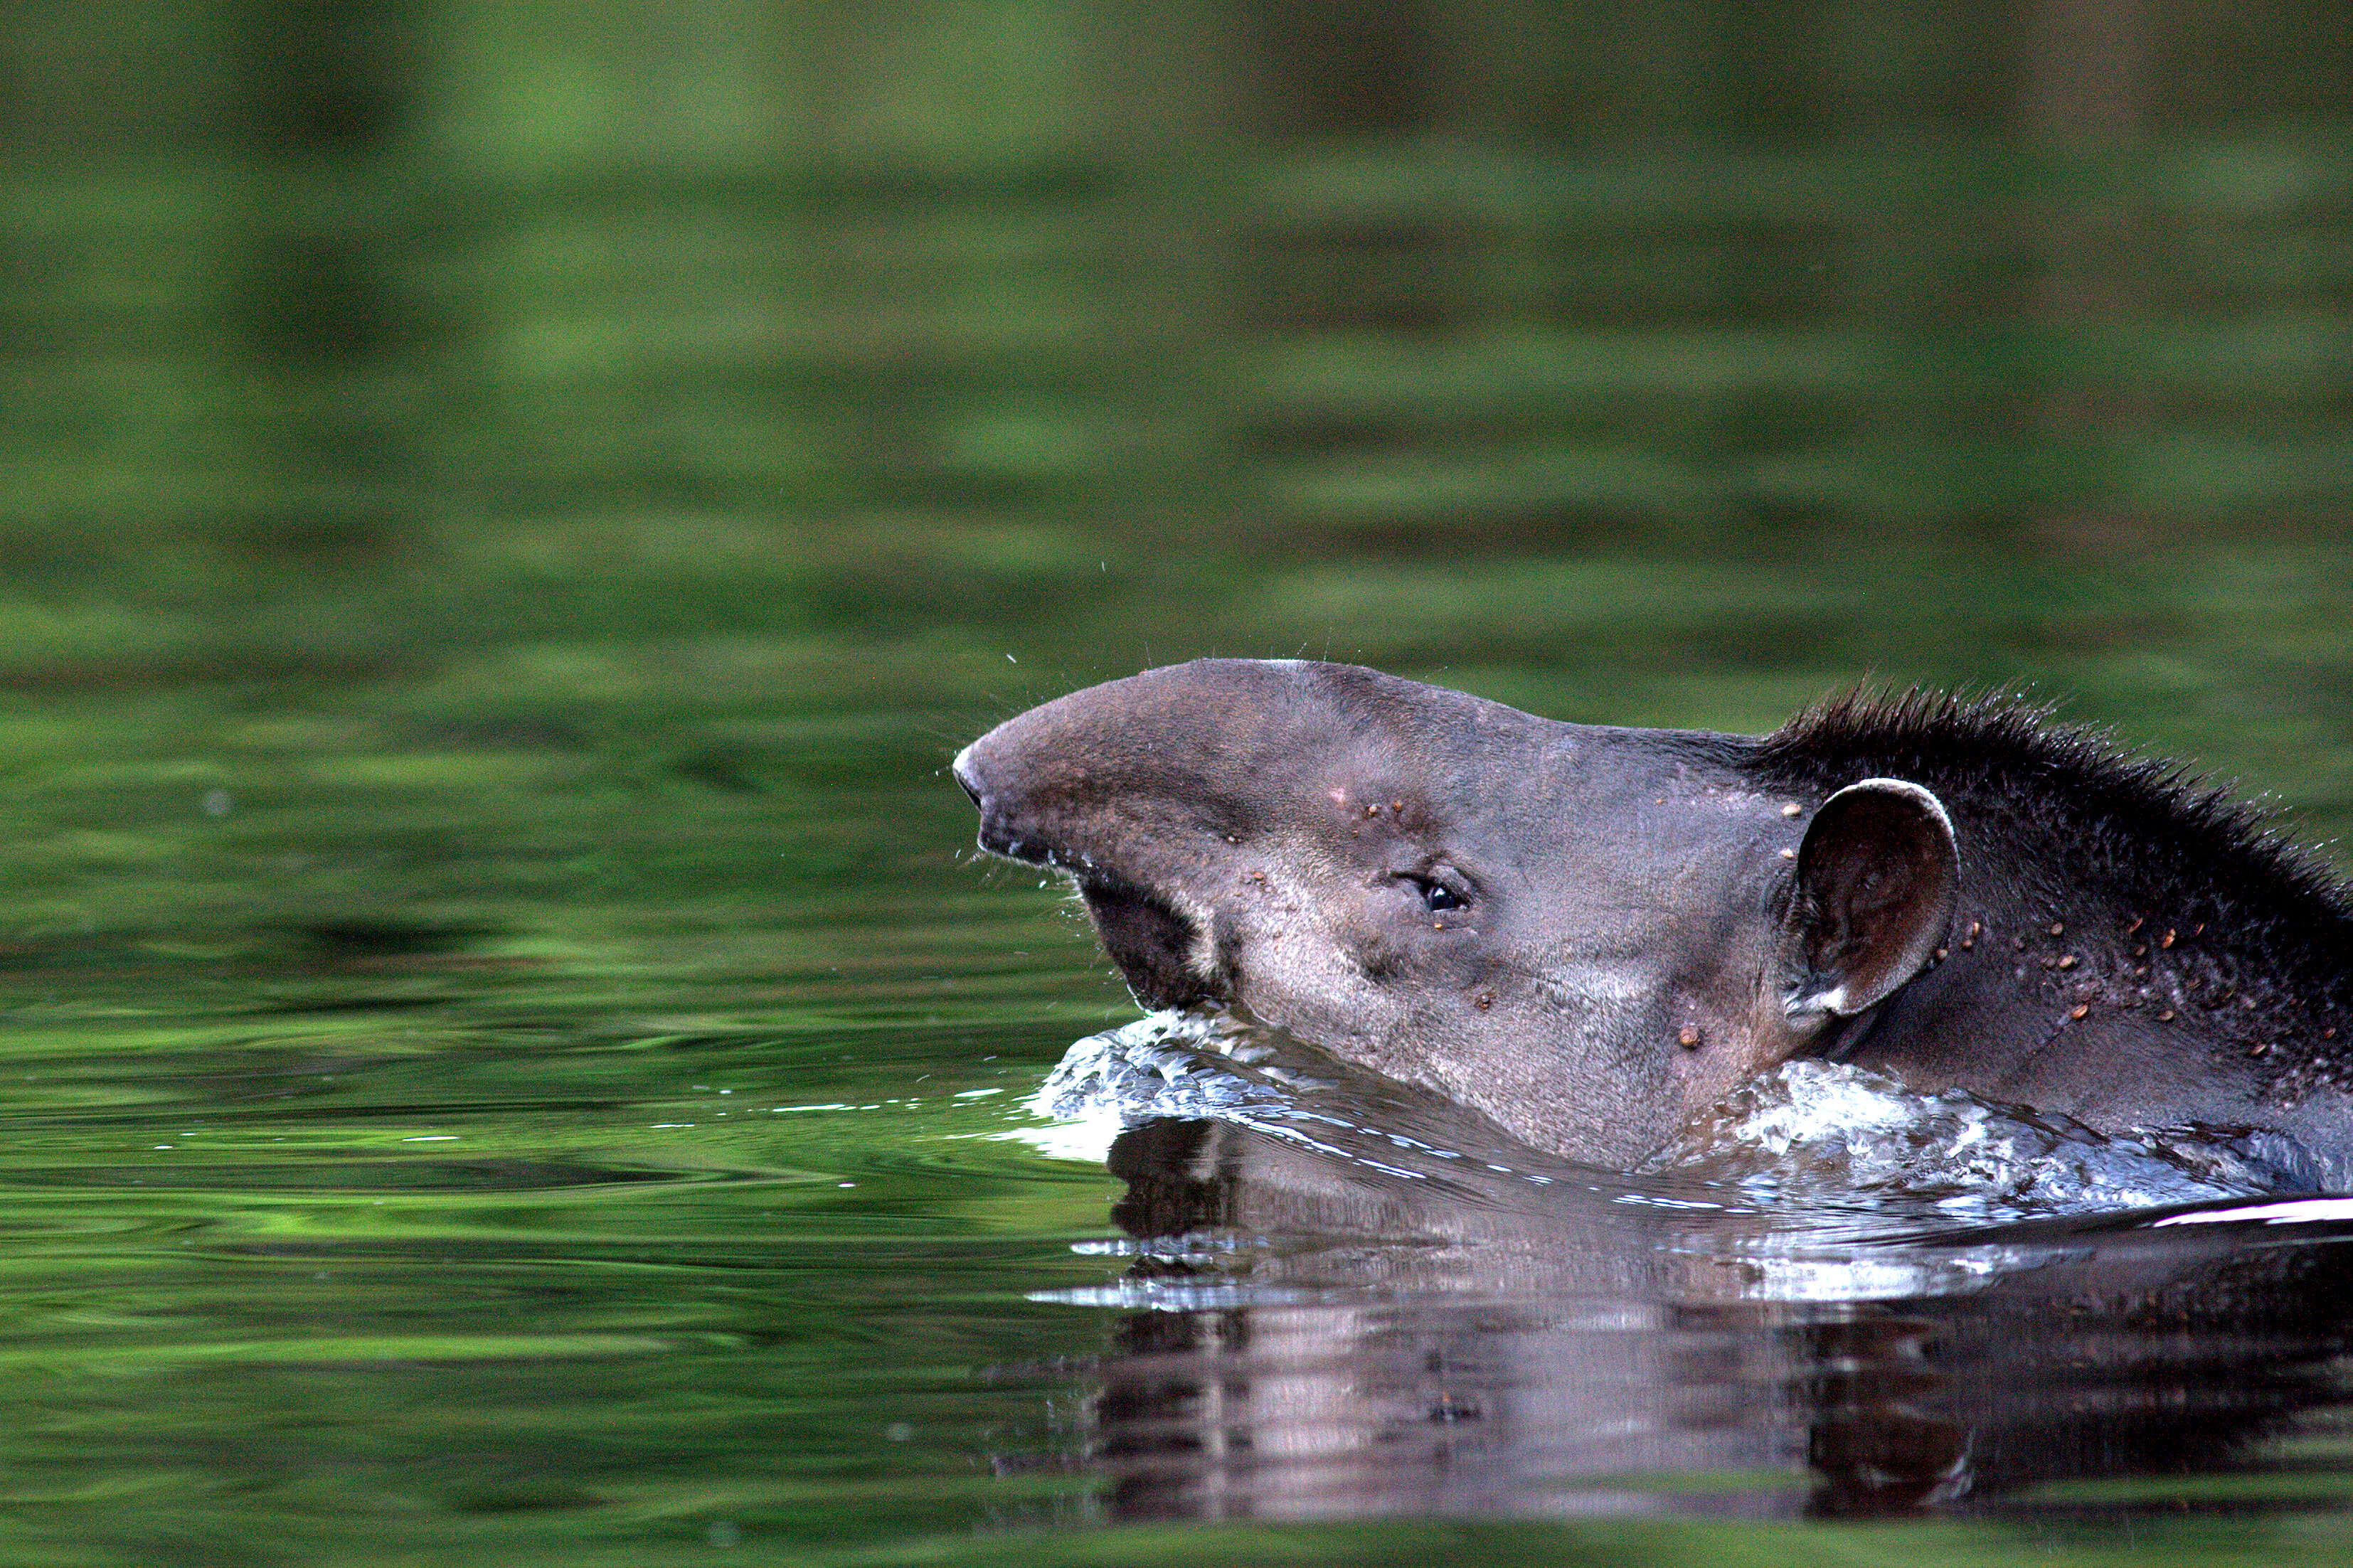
[{"x1": 1832, "y1": 777, "x2": 1954, "y2": 835}]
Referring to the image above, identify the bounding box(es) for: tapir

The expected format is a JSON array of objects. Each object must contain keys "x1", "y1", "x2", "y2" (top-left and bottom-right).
[{"x1": 953, "y1": 659, "x2": 2353, "y2": 1174}]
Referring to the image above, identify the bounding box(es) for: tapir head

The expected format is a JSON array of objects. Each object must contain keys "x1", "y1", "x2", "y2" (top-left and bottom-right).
[{"x1": 955, "y1": 660, "x2": 1958, "y2": 1166}]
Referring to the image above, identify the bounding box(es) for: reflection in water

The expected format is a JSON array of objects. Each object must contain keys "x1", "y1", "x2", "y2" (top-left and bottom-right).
[
  {"x1": 1035, "y1": 1021, "x2": 2353, "y2": 1524},
  {"x1": 5, "y1": 10, "x2": 2351, "y2": 1557}
]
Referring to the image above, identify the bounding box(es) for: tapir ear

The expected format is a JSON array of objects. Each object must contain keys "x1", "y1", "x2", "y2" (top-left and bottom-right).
[{"x1": 1777, "y1": 777, "x2": 1958, "y2": 1020}]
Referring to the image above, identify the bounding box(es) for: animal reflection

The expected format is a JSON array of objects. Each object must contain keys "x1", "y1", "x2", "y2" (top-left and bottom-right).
[{"x1": 1075, "y1": 1116, "x2": 2353, "y2": 1522}]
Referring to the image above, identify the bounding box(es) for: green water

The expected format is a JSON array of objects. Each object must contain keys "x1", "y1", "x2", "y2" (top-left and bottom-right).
[
  {"x1": 0, "y1": 538, "x2": 2347, "y2": 1565},
  {"x1": 6, "y1": 4, "x2": 2353, "y2": 1561}
]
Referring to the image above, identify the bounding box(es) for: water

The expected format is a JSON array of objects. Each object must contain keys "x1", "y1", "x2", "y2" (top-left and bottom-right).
[
  {"x1": 2, "y1": 570, "x2": 2352, "y2": 1568},
  {"x1": 6, "y1": 9, "x2": 2353, "y2": 1562},
  {"x1": 1655, "y1": 1060, "x2": 2310, "y2": 1217},
  {"x1": 1010, "y1": 1015, "x2": 2353, "y2": 1527},
  {"x1": 1034, "y1": 1013, "x2": 2290, "y2": 1223},
  {"x1": 16, "y1": 621, "x2": 2353, "y2": 1568}
]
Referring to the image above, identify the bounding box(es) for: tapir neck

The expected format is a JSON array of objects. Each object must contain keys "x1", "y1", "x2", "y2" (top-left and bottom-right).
[
  {"x1": 1852, "y1": 890, "x2": 2300, "y2": 1136},
  {"x1": 1734, "y1": 690, "x2": 2353, "y2": 1131}
]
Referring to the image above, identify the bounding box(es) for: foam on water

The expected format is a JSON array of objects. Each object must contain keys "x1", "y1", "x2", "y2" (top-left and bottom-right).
[
  {"x1": 1649, "y1": 1059, "x2": 2286, "y2": 1220},
  {"x1": 1028, "y1": 1012, "x2": 1302, "y2": 1123},
  {"x1": 1006, "y1": 1012, "x2": 1305, "y2": 1164},
  {"x1": 1022, "y1": 1013, "x2": 2305, "y2": 1222}
]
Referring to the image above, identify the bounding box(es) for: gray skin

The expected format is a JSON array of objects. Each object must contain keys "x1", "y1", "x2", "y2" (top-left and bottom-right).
[{"x1": 954, "y1": 658, "x2": 2353, "y2": 1172}]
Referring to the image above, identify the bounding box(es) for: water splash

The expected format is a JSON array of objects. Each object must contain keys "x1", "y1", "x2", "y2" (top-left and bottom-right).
[
  {"x1": 1024, "y1": 1014, "x2": 2310, "y2": 1220},
  {"x1": 1646, "y1": 1058, "x2": 2287, "y2": 1218},
  {"x1": 1006, "y1": 1013, "x2": 1305, "y2": 1163},
  {"x1": 1029, "y1": 1011, "x2": 1304, "y2": 1124}
]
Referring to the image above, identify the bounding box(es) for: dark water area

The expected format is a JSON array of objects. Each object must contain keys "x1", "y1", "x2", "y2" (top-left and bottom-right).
[
  {"x1": 4, "y1": 4, "x2": 2353, "y2": 1564},
  {"x1": 1032, "y1": 1016, "x2": 2353, "y2": 1523}
]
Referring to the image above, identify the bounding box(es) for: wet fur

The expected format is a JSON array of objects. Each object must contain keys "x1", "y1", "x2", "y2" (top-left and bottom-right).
[{"x1": 1739, "y1": 690, "x2": 2353, "y2": 1096}]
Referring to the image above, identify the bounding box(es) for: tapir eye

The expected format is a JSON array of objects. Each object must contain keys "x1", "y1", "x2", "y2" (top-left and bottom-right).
[{"x1": 1408, "y1": 875, "x2": 1469, "y2": 913}]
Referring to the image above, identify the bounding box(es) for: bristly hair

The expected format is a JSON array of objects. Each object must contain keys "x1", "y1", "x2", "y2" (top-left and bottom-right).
[{"x1": 1741, "y1": 689, "x2": 2353, "y2": 1036}]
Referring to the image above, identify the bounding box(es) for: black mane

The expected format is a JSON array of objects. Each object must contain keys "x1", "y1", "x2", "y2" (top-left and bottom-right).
[{"x1": 1742, "y1": 689, "x2": 2353, "y2": 1079}]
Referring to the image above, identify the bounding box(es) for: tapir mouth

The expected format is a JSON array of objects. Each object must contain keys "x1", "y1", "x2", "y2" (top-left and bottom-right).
[
  {"x1": 1075, "y1": 876, "x2": 1228, "y2": 1012},
  {"x1": 955, "y1": 745, "x2": 1231, "y2": 1011}
]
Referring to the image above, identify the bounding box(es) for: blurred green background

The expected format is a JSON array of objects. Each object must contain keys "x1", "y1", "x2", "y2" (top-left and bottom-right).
[
  {"x1": 0, "y1": 4, "x2": 2351, "y2": 1564},
  {"x1": 5, "y1": 1, "x2": 2349, "y2": 705},
  {"x1": 0, "y1": 0, "x2": 2322, "y2": 966},
  {"x1": 6, "y1": 0, "x2": 2352, "y2": 909}
]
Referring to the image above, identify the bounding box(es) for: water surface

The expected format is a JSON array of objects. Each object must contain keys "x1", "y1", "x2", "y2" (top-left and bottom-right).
[
  {"x1": 4, "y1": 15, "x2": 2353, "y2": 1557},
  {"x1": 2, "y1": 583, "x2": 2352, "y2": 1567}
]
